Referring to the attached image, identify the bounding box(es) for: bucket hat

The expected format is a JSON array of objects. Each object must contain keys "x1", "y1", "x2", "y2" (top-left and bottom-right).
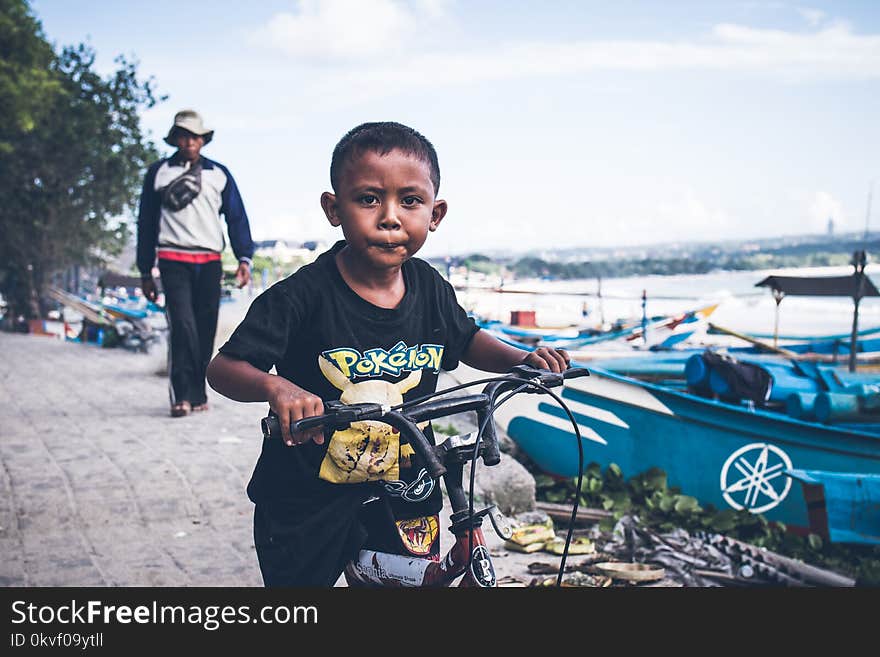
[{"x1": 164, "y1": 109, "x2": 214, "y2": 146}]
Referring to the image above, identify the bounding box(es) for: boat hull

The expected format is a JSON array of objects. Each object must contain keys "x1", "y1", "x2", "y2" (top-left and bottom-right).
[{"x1": 490, "y1": 366, "x2": 880, "y2": 529}]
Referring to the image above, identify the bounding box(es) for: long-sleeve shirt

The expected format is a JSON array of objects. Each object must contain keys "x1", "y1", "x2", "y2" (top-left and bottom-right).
[{"x1": 136, "y1": 152, "x2": 255, "y2": 276}]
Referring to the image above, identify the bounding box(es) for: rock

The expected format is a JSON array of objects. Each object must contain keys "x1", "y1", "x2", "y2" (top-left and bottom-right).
[
  {"x1": 462, "y1": 453, "x2": 537, "y2": 516},
  {"x1": 512, "y1": 510, "x2": 553, "y2": 527},
  {"x1": 435, "y1": 370, "x2": 538, "y2": 516}
]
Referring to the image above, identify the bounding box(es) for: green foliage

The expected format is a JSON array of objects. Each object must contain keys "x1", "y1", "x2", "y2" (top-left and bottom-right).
[
  {"x1": 219, "y1": 251, "x2": 314, "y2": 288},
  {"x1": 462, "y1": 253, "x2": 503, "y2": 276},
  {"x1": 535, "y1": 462, "x2": 880, "y2": 585},
  {"x1": 431, "y1": 422, "x2": 460, "y2": 437},
  {"x1": 508, "y1": 250, "x2": 860, "y2": 281},
  {"x1": 0, "y1": 0, "x2": 162, "y2": 318}
]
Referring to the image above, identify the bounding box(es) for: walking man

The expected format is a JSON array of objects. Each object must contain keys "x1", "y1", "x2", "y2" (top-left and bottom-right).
[{"x1": 137, "y1": 109, "x2": 255, "y2": 417}]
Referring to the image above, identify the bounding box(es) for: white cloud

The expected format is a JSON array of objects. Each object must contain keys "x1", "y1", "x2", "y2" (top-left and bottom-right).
[
  {"x1": 656, "y1": 190, "x2": 732, "y2": 236},
  {"x1": 805, "y1": 190, "x2": 846, "y2": 232},
  {"x1": 279, "y1": 19, "x2": 880, "y2": 105},
  {"x1": 797, "y1": 7, "x2": 826, "y2": 27},
  {"x1": 254, "y1": 209, "x2": 338, "y2": 244},
  {"x1": 248, "y1": 0, "x2": 446, "y2": 60}
]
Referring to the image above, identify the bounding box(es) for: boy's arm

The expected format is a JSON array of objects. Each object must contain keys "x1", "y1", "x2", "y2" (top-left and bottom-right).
[
  {"x1": 206, "y1": 353, "x2": 325, "y2": 446},
  {"x1": 461, "y1": 329, "x2": 570, "y2": 373}
]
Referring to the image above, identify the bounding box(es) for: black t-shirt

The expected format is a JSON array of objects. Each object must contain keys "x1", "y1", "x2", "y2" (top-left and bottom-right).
[{"x1": 219, "y1": 240, "x2": 479, "y2": 523}]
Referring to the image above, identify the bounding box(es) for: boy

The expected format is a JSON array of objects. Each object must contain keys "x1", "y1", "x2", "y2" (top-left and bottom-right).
[{"x1": 206, "y1": 122, "x2": 569, "y2": 586}]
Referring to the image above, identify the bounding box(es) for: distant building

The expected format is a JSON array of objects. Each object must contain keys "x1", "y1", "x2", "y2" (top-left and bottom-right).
[
  {"x1": 253, "y1": 239, "x2": 321, "y2": 263},
  {"x1": 827, "y1": 217, "x2": 834, "y2": 237}
]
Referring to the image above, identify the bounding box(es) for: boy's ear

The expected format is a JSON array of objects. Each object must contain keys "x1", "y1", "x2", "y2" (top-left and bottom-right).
[
  {"x1": 429, "y1": 199, "x2": 447, "y2": 232},
  {"x1": 321, "y1": 192, "x2": 340, "y2": 226}
]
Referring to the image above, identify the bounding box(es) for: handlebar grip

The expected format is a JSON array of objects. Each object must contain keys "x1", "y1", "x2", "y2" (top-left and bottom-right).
[
  {"x1": 261, "y1": 415, "x2": 280, "y2": 440},
  {"x1": 563, "y1": 367, "x2": 590, "y2": 379},
  {"x1": 260, "y1": 414, "x2": 331, "y2": 440},
  {"x1": 292, "y1": 415, "x2": 332, "y2": 432}
]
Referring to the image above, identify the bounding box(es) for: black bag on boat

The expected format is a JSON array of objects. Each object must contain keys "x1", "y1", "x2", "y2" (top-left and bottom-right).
[
  {"x1": 701, "y1": 350, "x2": 772, "y2": 404},
  {"x1": 161, "y1": 160, "x2": 202, "y2": 211}
]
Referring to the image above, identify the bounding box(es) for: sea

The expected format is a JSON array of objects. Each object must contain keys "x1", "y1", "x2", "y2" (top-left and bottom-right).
[
  {"x1": 452, "y1": 263, "x2": 880, "y2": 340},
  {"x1": 214, "y1": 263, "x2": 879, "y2": 351}
]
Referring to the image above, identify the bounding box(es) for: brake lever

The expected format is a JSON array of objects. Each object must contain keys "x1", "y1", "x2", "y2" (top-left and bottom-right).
[
  {"x1": 488, "y1": 506, "x2": 514, "y2": 541},
  {"x1": 508, "y1": 364, "x2": 589, "y2": 391}
]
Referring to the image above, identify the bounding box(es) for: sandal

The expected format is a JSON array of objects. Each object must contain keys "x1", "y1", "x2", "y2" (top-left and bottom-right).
[
  {"x1": 170, "y1": 401, "x2": 192, "y2": 417},
  {"x1": 192, "y1": 402, "x2": 210, "y2": 412}
]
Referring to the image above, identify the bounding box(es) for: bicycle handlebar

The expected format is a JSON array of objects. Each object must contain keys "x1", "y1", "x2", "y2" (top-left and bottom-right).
[{"x1": 259, "y1": 365, "x2": 589, "y2": 478}]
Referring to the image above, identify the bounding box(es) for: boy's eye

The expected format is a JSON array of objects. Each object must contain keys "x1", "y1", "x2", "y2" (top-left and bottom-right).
[
  {"x1": 402, "y1": 196, "x2": 423, "y2": 206},
  {"x1": 359, "y1": 194, "x2": 379, "y2": 205}
]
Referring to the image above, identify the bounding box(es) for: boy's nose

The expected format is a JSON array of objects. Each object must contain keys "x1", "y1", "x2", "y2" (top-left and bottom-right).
[{"x1": 378, "y1": 209, "x2": 402, "y2": 230}]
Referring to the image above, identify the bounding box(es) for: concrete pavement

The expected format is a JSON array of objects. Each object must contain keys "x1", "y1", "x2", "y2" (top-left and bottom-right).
[{"x1": 0, "y1": 300, "x2": 559, "y2": 587}]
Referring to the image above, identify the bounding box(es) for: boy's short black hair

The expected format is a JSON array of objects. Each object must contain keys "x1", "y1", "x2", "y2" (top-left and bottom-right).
[{"x1": 330, "y1": 122, "x2": 441, "y2": 194}]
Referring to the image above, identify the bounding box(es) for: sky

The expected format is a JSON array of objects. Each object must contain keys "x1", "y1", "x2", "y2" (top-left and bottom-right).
[{"x1": 29, "y1": 0, "x2": 880, "y2": 257}]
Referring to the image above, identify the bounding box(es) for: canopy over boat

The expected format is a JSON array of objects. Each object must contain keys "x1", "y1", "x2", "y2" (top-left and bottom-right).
[
  {"x1": 755, "y1": 250, "x2": 877, "y2": 372},
  {"x1": 755, "y1": 274, "x2": 879, "y2": 298}
]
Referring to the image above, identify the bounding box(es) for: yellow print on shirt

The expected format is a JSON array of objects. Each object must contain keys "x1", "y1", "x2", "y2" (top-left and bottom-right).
[
  {"x1": 396, "y1": 515, "x2": 440, "y2": 556},
  {"x1": 322, "y1": 341, "x2": 444, "y2": 379},
  {"x1": 317, "y1": 354, "x2": 432, "y2": 484}
]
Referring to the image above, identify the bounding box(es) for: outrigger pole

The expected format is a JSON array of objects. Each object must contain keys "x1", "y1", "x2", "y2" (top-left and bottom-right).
[{"x1": 850, "y1": 250, "x2": 868, "y2": 373}]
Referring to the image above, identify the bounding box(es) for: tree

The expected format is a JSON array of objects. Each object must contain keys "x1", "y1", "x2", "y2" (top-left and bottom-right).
[{"x1": 0, "y1": 0, "x2": 162, "y2": 320}]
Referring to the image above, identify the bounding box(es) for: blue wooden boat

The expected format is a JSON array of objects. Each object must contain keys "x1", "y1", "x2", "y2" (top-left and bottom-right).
[
  {"x1": 475, "y1": 303, "x2": 719, "y2": 351},
  {"x1": 740, "y1": 326, "x2": 880, "y2": 343},
  {"x1": 785, "y1": 469, "x2": 880, "y2": 545},
  {"x1": 706, "y1": 324, "x2": 880, "y2": 359},
  {"x1": 479, "y1": 362, "x2": 880, "y2": 531}
]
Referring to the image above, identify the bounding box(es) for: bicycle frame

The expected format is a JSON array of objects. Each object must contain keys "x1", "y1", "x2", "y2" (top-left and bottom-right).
[
  {"x1": 343, "y1": 431, "x2": 502, "y2": 588},
  {"x1": 261, "y1": 364, "x2": 588, "y2": 588}
]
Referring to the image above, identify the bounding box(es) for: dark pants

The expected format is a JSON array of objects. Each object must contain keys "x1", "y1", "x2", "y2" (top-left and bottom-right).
[
  {"x1": 253, "y1": 496, "x2": 416, "y2": 587},
  {"x1": 158, "y1": 258, "x2": 222, "y2": 407},
  {"x1": 253, "y1": 498, "x2": 367, "y2": 587}
]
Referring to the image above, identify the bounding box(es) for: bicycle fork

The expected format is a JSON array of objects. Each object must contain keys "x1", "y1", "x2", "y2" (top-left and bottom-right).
[
  {"x1": 343, "y1": 524, "x2": 493, "y2": 587},
  {"x1": 344, "y1": 453, "x2": 507, "y2": 587}
]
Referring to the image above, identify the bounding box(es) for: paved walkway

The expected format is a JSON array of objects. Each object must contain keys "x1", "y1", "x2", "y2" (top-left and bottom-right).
[
  {"x1": 0, "y1": 329, "x2": 265, "y2": 586},
  {"x1": 0, "y1": 302, "x2": 551, "y2": 587}
]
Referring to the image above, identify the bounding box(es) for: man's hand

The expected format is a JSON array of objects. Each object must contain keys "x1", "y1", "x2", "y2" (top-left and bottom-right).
[
  {"x1": 266, "y1": 377, "x2": 326, "y2": 447},
  {"x1": 141, "y1": 277, "x2": 158, "y2": 302},
  {"x1": 522, "y1": 347, "x2": 570, "y2": 373},
  {"x1": 235, "y1": 261, "x2": 251, "y2": 288}
]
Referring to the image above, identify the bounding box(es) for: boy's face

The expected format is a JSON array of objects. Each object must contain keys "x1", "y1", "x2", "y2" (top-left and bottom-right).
[{"x1": 321, "y1": 149, "x2": 447, "y2": 271}]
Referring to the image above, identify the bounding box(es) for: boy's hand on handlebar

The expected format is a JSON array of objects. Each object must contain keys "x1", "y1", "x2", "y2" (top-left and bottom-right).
[
  {"x1": 522, "y1": 347, "x2": 570, "y2": 373},
  {"x1": 266, "y1": 378, "x2": 325, "y2": 447}
]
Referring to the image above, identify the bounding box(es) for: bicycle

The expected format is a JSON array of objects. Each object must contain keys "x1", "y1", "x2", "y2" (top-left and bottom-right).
[{"x1": 260, "y1": 363, "x2": 591, "y2": 588}]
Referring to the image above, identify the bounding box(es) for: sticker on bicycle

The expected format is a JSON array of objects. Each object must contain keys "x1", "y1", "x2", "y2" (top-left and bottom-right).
[
  {"x1": 470, "y1": 545, "x2": 496, "y2": 587},
  {"x1": 382, "y1": 468, "x2": 435, "y2": 502},
  {"x1": 317, "y1": 356, "x2": 430, "y2": 484},
  {"x1": 395, "y1": 515, "x2": 440, "y2": 556}
]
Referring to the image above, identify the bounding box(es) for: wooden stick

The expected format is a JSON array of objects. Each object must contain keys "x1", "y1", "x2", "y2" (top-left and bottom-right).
[
  {"x1": 709, "y1": 322, "x2": 880, "y2": 366},
  {"x1": 707, "y1": 322, "x2": 800, "y2": 358},
  {"x1": 534, "y1": 501, "x2": 612, "y2": 523}
]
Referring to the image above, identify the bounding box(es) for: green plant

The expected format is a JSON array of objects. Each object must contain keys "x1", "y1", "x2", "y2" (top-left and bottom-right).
[
  {"x1": 432, "y1": 422, "x2": 459, "y2": 437},
  {"x1": 534, "y1": 462, "x2": 880, "y2": 586}
]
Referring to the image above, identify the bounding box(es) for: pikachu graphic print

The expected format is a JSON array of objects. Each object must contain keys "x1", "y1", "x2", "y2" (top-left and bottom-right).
[{"x1": 317, "y1": 342, "x2": 443, "y2": 484}]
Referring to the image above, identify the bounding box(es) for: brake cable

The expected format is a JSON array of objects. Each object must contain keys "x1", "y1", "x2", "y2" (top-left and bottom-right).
[
  {"x1": 390, "y1": 374, "x2": 521, "y2": 410},
  {"x1": 391, "y1": 373, "x2": 587, "y2": 588},
  {"x1": 463, "y1": 384, "x2": 530, "y2": 585},
  {"x1": 485, "y1": 380, "x2": 586, "y2": 587}
]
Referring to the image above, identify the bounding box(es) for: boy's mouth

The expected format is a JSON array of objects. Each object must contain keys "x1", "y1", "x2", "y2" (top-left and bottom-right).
[{"x1": 374, "y1": 242, "x2": 404, "y2": 250}]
